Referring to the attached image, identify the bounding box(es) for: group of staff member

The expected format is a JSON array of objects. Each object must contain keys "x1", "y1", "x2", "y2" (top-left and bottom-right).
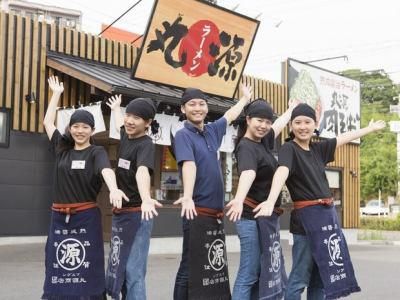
[{"x1": 41, "y1": 76, "x2": 385, "y2": 300}]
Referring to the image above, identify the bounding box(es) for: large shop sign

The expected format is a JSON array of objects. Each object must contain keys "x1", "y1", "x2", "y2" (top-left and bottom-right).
[
  {"x1": 286, "y1": 58, "x2": 361, "y2": 143},
  {"x1": 132, "y1": 0, "x2": 259, "y2": 98}
]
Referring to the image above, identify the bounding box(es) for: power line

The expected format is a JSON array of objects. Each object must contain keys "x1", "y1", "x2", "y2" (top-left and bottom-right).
[{"x1": 98, "y1": 0, "x2": 144, "y2": 36}]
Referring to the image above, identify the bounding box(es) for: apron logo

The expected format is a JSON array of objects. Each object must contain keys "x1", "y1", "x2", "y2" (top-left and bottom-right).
[
  {"x1": 270, "y1": 241, "x2": 281, "y2": 272},
  {"x1": 56, "y1": 238, "x2": 86, "y2": 271},
  {"x1": 327, "y1": 233, "x2": 344, "y2": 266},
  {"x1": 208, "y1": 239, "x2": 226, "y2": 271},
  {"x1": 110, "y1": 236, "x2": 121, "y2": 266}
]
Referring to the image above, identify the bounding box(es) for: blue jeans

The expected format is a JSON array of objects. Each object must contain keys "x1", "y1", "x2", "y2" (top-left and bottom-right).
[
  {"x1": 123, "y1": 219, "x2": 153, "y2": 300},
  {"x1": 173, "y1": 219, "x2": 190, "y2": 300},
  {"x1": 285, "y1": 234, "x2": 324, "y2": 300},
  {"x1": 232, "y1": 219, "x2": 260, "y2": 300}
]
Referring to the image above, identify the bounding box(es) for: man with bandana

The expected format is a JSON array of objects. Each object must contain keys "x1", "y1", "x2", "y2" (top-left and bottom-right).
[{"x1": 172, "y1": 84, "x2": 252, "y2": 300}]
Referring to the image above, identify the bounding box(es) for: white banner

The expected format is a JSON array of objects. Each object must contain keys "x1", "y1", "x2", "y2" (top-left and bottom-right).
[
  {"x1": 288, "y1": 59, "x2": 361, "y2": 143},
  {"x1": 56, "y1": 103, "x2": 106, "y2": 135},
  {"x1": 219, "y1": 125, "x2": 237, "y2": 153},
  {"x1": 109, "y1": 111, "x2": 236, "y2": 152}
]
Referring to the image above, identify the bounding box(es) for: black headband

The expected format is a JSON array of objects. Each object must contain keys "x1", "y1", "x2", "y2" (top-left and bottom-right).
[
  {"x1": 291, "y1": 103, "x2": 316, "y2": 122},
  {"x1": 69, "y1": 110, "x2": 95, "y2": 128},
  {"x1": 181, "y1": 87, "x2": 207, "y2": 105},
  {"x1": 126, "y1": 98, "x2": 157, "y2": 120},
  {"x1": 244, "y1": 99, "x2": 274, "y2": 120}
]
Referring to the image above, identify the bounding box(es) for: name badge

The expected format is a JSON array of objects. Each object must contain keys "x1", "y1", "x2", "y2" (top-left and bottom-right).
[
  {"x1": 71, "y1": 160, "x2": 86, "y2": 169},
  {"x1": 118, "y1": 158, "x2": 131, "y2": 170}
]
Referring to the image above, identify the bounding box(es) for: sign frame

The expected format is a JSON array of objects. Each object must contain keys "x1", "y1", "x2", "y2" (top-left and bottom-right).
[{"x1": 131, "y1": 0, "x2": 260, "y2": 99}]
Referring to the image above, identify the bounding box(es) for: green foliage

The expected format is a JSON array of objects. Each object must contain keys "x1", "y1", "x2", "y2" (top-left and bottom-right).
[
  {"x1": 340, "y1": 69, "x2": 399, "y2": 199},
  {"x1": 340, "y1": 69, "x2": 400, "y2": 106},
  {"x1": 360, "y1": 215, "x2": 400, "y2": 231},
  {"x1": 359, "y1": 103, "x2": 399, "y2": 199}
]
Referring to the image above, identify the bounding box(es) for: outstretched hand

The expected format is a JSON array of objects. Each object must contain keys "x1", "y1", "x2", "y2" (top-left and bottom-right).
[
  {"x1": 225, "y1": 198, "x2": 243, "y2": 222},
  {"x1": 368, "y1": 119, "x2": 386, "y2": 131},
  {"x1": 141, "y1": 199, "x2": 163, "y2": 220},
  {"x1": 109, "y1": 189, "x2": 129, "y2": 209},
  {"x1": 48, "y1": 76, "x2": 64, "y2": 94},
  {"x1": 240, "y1": 83, "x2": 253, "y2": 103},
  {"x1": 253, "y1": 200, "x2": 274, "y2": 218},
  {"x1": 106, "y1": 94, "x2": 122, "y2": 111},
  {"x1": 173, "y1": 196, "x2": 197, "y2": 220}
]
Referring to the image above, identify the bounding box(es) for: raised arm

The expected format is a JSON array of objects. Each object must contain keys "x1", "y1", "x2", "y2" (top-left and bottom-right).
[
  {"x1": 136, "y1": 166, "x2": 162, "y2": 220},
  {"x1": 173, "y1": 161, "x2": 198, "y2": 219},
  {"x1": 223, "y1": 83, "x2": 252, "y2": 124},
  {"x1": 336, "y1": 119, "x2": 386, "y2": 148},
  {"x1": 43, "y1": 76, "x2": 64, "y2": 140},
  {"x1": 271, "y1": 99, "x2": 299, "y2": 136},
  {"x1": 226, "y1": 170, "x2": 256, "y2": 222},
  {"x1": 106, "y1": 94, "x2": 124, "y2": 134},
  {"x1": 254, "y1": 166, "x2": 289, "y2": 218}
]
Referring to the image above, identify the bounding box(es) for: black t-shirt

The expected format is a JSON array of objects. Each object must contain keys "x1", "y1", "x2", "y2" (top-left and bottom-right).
[
  {"x1": 51, "y1": 130, "x2": 111, "y2": 204},
  {"x1": 235, "y1": 129, "x2": 281, "y2": 220},
  {"x1": 278, "y1": 138, "x2": 337, "y2": 234},
  {"x1": 116, "y1": 127, "x2": 155, "y2": 208}
]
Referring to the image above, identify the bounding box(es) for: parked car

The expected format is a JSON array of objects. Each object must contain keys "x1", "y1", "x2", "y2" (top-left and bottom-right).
[{"x1": 360, "y1": 200, "x2": 389, "y2": 216}]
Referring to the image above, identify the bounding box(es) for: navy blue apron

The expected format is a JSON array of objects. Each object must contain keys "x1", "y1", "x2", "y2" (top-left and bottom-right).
[
  {"x1": 257, "y1": 213, "x2": 287, "y2": 300},
  {"x1": 105, "y1": 211, "x2": 142, "y2": 300},
  {"x1": 188, "y1": 215, "x2": 231, "y2": 300},
  {"x1": 297, "y1": 204, "x2": 361, "y2": 300},
  {"x1": 42, "y1": 207, "x2": 105, "y2": 300}
]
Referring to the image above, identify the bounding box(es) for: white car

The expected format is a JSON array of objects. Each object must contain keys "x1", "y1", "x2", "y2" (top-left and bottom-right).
[{"x1": 360, "y1": 200, "x2": 389, "y2": 216}]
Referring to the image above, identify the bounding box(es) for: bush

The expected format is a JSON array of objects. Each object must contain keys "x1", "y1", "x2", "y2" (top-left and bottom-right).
[{"x1": 360, "y1": 214, "x2": 400, "y2": 231}]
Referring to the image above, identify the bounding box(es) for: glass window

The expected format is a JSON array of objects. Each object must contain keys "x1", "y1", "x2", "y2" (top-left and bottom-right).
[{"x1": 0, "y1": 108, "x2": 11, "y2": 148}]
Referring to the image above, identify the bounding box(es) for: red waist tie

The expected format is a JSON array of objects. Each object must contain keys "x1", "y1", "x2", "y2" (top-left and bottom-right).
[
  {"x1": 112, "y1": 206, "x2": 141, "y2": 214},
  {"x1": 52, "y1": 202, "x2": 97, "y2": 223},
  {"x1": 293, "y1": 198, "x2": 333, "y2": 210},
  {"x1": 196, "y1": 206, "x2": 224, "y2": 219}
]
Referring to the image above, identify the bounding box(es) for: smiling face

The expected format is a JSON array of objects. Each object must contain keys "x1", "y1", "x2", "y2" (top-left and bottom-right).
[
  {"x1": 124, "y1": 113, "x2": 151, "y2": 138},
  {"x1": 69, "y1": 122, "x2": 93, "y2": 146},
  {"x1": 290, "y1": 115, "x2": 317, "y2": 143},
  {"x1": 246, "y1": 116, "x2": 272, "y2": 141},
  {"x1": 181, "y1": 98, "x2": 208, "y2": 126}
]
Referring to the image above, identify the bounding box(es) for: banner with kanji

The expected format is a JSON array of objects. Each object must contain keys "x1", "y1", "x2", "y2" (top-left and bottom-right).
[{"x1": 287, "y1": 59, "x2": 361, "y2": 143}]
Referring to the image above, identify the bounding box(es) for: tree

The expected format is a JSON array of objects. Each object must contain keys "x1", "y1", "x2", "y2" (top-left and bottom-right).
[
  {"x1": 340, "y1": 69, "x2": 399, "y2": 107},
  {"x1": 341, "y1": 69, "x2": 399, "y2": 200}
]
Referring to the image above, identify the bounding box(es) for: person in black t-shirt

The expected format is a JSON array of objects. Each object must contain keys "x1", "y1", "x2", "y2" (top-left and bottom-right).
[
  {"x1": 226, "y1": 98, "x2": 297, "y2": 300},
  {"x1": 254, "y1": 103, "x2": 385, "y2": 300},
  {"x1": 42, "y1": 76, "x2": 127, "y2": 300},
  {"x1": 105, "y1": 94, "x2": 162, "y2": 300}
]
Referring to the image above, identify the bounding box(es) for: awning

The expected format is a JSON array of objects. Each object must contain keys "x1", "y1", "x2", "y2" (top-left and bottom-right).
[{"x1": 46, "y1": 51, "x2": 236, "y2": 114}]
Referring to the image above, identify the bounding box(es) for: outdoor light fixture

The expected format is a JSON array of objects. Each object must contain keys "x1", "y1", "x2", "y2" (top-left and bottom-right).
[
  {"x1": 25, "y1": 92, "x2": 36, "y2": 104},
  {"x1": 349, "y1": 170, "x2": 358, "y2": 178}
]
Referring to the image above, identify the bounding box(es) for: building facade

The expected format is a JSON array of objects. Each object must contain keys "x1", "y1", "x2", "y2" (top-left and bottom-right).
[{"x1": 0, "y1": 12, "x2": 360, "y2": 238}]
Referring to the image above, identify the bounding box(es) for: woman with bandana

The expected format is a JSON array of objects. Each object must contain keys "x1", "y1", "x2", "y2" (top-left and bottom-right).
[
  {"x1": 226, "y1": 98, "x2": 297, "y2": 300},
  {"x1": 254, "y1": 103, "x2": 385, "y2": 300},
  {"x1": 42, "y1": 76, "x2": 127, "y2": 299},
  {"x1": 105, "y1": 95, "x2": 162, "y2": 300}
]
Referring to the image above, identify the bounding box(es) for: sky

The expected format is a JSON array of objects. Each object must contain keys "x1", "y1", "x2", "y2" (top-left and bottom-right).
[{"x1": 34, "y1": 0, "x2": 400, "y2": 84}]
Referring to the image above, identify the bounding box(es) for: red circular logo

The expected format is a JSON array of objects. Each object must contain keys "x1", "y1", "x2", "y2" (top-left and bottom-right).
[{"x1": 179, "y1": 20, "x2": 220, "y2": 77}]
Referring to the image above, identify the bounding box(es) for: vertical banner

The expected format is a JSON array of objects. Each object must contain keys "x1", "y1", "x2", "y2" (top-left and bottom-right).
[
  {"x1": 132, "y1": 0, "x2": 259, "y2": 98},
  {"x1": 287, "y1": 59, "x2": 361, "y2": 143}
]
